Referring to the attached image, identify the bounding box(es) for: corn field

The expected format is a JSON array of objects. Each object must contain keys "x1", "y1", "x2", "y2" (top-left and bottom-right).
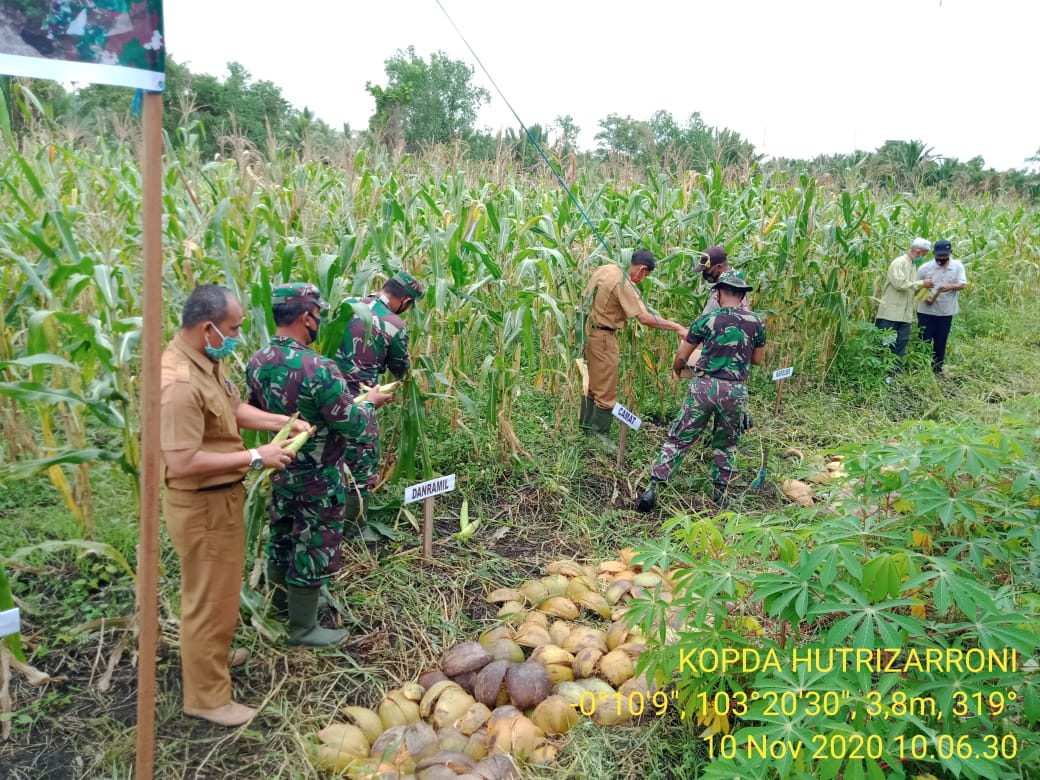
[{"x1": 2, "y1": 106, "x2": 1040, "y2": 535}]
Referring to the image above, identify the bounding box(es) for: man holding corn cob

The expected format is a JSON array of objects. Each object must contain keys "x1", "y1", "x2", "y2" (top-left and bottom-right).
[
  {"x1": 875, "y1": 237, "x2": 934, "y2": 379},
  {"x1": 161, "y1": 284, "x2": 311, "y2": 727},
  {"x1": 247, "y1": 283, "x2": 394, "y2": 647},
  {"x1": 335, "y1": 271, "x2": 424, "y2": 533},
  {"x1": 581, "y1": 250, "x2": 687, "y2": 438},
  {"x1": 637, "y1": 270, "x2": 765, "y2": 512}
]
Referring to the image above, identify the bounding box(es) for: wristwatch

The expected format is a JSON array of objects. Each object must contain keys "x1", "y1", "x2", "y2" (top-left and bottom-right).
[{"x1": 248, "y1": 448, "x2": 264, "y2": 471}]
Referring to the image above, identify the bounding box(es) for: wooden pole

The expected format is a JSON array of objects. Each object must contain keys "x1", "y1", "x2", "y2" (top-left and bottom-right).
[
  {"x1": 135, "y1": 91, "x2": 163, "y2": 780},
  {"x1": 422, "y1": 497, "x2": 434, "y2": 559},
  {"x1": 773, "y1": 378, "x2": 784, "y2": 417},
  {"x1": 616, "y1": 420, "x2": 628, "y2": 469}
]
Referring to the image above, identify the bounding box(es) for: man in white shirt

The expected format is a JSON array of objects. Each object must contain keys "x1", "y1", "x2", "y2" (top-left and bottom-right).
[{"x1": 917, "y1": 239, "x2": 968, "y2": 374}]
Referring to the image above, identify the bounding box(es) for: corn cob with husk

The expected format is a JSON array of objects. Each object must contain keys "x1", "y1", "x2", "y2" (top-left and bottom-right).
[
  {"x1": 352, "y1": 381, "x2": 401, "y2": 404},
  {"x1": 255, "y1": 413, "x2": 312, "y2": 483}
]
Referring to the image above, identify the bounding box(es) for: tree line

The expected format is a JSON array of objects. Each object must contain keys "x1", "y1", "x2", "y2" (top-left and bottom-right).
[{"x1": 2, "y1": 45, "x2": 1038, "y2": 199}]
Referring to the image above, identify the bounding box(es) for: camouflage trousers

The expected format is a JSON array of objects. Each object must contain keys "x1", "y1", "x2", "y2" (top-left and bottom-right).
[
  {"x1": 650, "y1": 376, "x2": 747, "y2": 486},
  {"x1": 267, "y1": 484, "x2": 349, "y2": 588}
]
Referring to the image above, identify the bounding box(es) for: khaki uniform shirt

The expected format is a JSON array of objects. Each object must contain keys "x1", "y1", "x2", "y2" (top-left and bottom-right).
[
  {"x1": 876, "y1": 252, "x2": 926, "y2": 323},
  {"x1": 160, "y1": 334, "x2": 248, "y2": 490},
  {"x1": 584, "y1": 264, "x2": 648, "y2": 330}
]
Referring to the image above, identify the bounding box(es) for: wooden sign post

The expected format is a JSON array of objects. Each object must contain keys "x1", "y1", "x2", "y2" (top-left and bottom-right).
[
  {"x1": 611, "y1": 401, "x2": 642, "y2": 468},
  {"x1": 772, "y1": 365, "x2": 794, "y2": 416},
  {"x1": 404, "y1": 475, "x2": 457, "y2": 558}
]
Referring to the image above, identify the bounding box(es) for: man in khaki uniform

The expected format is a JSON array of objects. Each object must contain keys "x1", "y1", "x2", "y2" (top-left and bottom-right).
[
  {"x1": 581, "y1": 249, "x2": 686, "y2": 435},
  {"x1": 161, "y1": 284, "x2": 309, "y2": 727},
  {"x1": 875, "y1": 237, "x2": 934, "y2": 380}
]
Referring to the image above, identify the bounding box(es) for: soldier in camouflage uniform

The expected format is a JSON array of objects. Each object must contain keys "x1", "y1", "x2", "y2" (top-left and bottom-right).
[
  {"x1": 335, "y1": 271, "x2": 424, "y2": 531},
  {"x1": 637, "y1": 270, "x2": 765, "y2": 512},
  {"x1": 246, "y1": 283, "x2": 393, "y2": 646}
]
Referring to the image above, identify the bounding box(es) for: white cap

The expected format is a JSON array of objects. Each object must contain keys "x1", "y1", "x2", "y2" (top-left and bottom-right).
[{"x1": 911, "y1": 237, "x2": 932, "y2": 251}]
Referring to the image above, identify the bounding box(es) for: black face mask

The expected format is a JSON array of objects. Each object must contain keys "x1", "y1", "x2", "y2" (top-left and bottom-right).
[{"x1": 305, "y1": 312, "x2": 321, "y2": 344}]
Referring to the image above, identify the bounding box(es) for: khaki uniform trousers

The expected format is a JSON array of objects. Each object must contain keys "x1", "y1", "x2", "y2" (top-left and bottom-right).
[
  {"x1": 163, "y1": 483, "x2": 246, "y2": 710},
  {"x1": 585, "y1": 328, "x2": 620, "y2": 410}
]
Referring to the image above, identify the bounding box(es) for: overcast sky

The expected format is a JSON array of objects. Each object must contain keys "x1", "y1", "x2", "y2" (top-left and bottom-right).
[{"x1": 164, "y1": 0, "x2": 1039, "y2": 171}]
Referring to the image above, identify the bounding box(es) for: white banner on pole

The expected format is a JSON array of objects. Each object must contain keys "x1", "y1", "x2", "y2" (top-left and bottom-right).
[
  {"x1": 0, "y1": 1, "x2": 165, "y2": 91},
  {"x1": 404, "y1": 474, "x2": 456, "y2": 504}
]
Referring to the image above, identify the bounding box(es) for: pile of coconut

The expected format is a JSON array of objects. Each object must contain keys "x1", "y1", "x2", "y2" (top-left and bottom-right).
[{"x1": 310, "y1": 551, "x2": 673, "y2": 779}]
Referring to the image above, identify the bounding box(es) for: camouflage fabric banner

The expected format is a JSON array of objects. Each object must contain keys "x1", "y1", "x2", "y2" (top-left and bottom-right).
[{"x1": 0, "y1": 0, "x2": 164, "y2": 90}]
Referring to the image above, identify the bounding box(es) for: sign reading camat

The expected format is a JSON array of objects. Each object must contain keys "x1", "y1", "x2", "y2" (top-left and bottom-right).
[
  {"x1": 404, "y1": 474, "x2": 456, "y2": 504},
  {"x1": 612, "y1": 402, "x2": 641, "y2": 430},
  {"x1": 772, "y1": 367, "x2": 794, "y2": 381}
]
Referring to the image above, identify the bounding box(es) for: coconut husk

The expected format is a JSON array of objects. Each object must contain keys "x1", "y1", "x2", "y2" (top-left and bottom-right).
[{"x1": 781, "y1": 478, "x2": 814, "y2": 506}]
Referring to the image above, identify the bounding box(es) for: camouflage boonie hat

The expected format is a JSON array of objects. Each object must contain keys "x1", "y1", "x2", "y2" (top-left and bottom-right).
[
  {"x1": 714, "y1": 269, "x2": 753, "y2": 292},
  {"x1": 393, "y1": 271, "x2": 425, "y2": 300},
  {"x1": 271, "y1": 282, "x2": 329, "y2": 310}
]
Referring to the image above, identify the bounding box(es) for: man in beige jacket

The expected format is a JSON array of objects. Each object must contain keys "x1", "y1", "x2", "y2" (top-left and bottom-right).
[{"x1": 875, "y1": 237, "x2": 934, "y2": 379}]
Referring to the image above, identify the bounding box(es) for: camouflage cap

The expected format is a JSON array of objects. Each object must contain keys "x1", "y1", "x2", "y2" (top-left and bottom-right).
[
  {"x1": 392, "y1": 271, "x2": 425, "y2": 300},
  {"x1": 713, "y1": 269, "x2": 753, "y2": 292},
  {"x1": 271, "y1": 282, "x2": 329, "y2": 310}
]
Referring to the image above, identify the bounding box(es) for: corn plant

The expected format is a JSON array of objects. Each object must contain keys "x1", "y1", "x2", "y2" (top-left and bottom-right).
[{"x1": 2, "y1": 93, "x2": 1040, "y2": 528}]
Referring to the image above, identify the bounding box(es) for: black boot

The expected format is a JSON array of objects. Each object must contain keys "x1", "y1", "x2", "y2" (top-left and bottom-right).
[{"x1": 637, "y1": 480, "x2": 659, "y2": 512}]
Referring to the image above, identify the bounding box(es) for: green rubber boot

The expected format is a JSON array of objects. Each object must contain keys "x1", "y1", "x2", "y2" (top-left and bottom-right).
[
  {"x1": 269, "y1": 562, "x2": 327, "y2": 616},
  {"x1": 589, "y1": 405, "x2": 618, "y2": 453},
  {"x1": 286, "y1": 585, "x2": 348, "y2": 647},
  {"x1": 591, "y1": 404, "x2": 613, "y2": 434},
  {"x1": 578, "y1": 395, "x2": 595, "y2": 431},
  {"x1": 267, "y1": 561, "x2": 288, "y2": 618}
]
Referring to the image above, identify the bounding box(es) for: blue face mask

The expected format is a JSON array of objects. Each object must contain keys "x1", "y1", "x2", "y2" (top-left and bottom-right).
[{"x1": 204, "y1": 323, "x2": 240, "y2": 360}]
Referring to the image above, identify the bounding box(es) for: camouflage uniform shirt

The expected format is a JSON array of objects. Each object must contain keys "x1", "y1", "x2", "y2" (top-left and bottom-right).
[
  {"x1": 686, "y1": 307, "x2": 766, "y2": 382},
  {"x1": 336, "y1": 294, "x2": 410, "y2": 395},
  {"x1": 246, "y1": 337, "x2": 378, "y2": 492},
  {"x1": 649, "y1": 307, "x2": 766, "y2": 487}
]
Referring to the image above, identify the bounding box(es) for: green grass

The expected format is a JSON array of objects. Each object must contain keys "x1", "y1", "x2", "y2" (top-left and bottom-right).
[{"x1": 1, "y1": 301, "x2": 1038, "y2": 778}]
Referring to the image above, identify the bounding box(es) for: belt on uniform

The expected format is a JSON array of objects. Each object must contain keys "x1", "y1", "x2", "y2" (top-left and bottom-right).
[
  {"x1": 691, "y1": 372, "x2": 742, "y2": 383},
  {"x1": 196, "y1": 479, "x2": 244, "y2": 493},
  {"x1": 592, "y1": 325, "x2": 616, "y2": 332}
]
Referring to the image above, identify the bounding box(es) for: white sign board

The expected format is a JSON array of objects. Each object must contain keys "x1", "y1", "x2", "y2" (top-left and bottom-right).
[
  {"x1": 0, "y1": 607, "x2": 20, "y2": 638},
  {"x1": 404, "y1": 474, "x2": 456, "y2": 504},
  {"x1": 772, "y1": 367, "x2": 794, "y2": 381},
  {"x1": 612, "y1": 402, "x2": 642, "y2": 431}
]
